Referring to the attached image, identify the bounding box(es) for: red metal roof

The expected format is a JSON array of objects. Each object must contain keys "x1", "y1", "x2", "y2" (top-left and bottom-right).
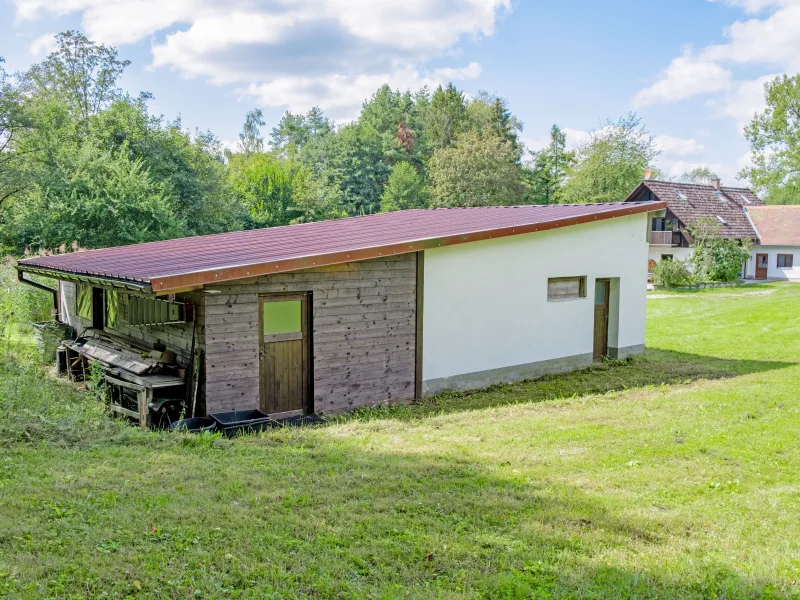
[{"x1": 18, "y1": 202, "x2": 664, "y2": 293}]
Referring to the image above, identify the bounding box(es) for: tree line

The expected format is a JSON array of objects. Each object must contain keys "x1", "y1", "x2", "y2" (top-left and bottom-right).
[{"x1": 2, "y1": 32, "x2": 796, "y2": 254}]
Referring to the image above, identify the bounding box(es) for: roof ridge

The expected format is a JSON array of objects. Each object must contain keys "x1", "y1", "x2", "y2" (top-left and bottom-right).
[{"x1": 646, "y1": 179, "x2": 755, "y2": 192}]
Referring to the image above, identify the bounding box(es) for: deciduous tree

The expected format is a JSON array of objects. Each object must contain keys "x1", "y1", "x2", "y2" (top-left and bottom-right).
[
  {"x1": 428, "y1": 131, "x2": 525, "y2": 208},
  {"x1": 741, "y1": 74, "x2": 800, "y2": 204},
  {"x1": 381, "y1": 162, "x2": 427, "y2": 212}
]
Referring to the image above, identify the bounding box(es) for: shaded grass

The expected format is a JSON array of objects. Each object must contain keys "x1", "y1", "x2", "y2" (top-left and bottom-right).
[{"x1": 1, "y1": 284, "x2": 800, "y2": 598}]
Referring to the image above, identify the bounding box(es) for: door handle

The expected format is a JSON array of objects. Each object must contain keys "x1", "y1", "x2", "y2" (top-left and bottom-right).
[{"x1": 259, "y1": 350, "x2": 265, "y2": 359}]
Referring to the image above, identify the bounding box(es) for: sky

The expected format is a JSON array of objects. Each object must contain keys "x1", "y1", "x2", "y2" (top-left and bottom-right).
[{"x1": 2, "y1": 0, "x2": 799, "y2": 186}]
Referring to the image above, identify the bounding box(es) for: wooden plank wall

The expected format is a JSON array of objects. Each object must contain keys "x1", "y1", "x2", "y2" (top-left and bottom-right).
[
  {"x1": 60, "y1": 281, "x2": 205, "y2": 367},
  {"x1": 204, "y1": 253, "x2": 417, "y2": 414}
]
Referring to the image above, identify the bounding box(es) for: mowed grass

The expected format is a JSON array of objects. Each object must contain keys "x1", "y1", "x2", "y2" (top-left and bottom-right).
[{"x1": 1, "y1": 284, "x2": 800, "y2": 598}]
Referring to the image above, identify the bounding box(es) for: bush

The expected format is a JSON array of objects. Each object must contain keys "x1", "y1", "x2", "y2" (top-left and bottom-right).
[
  {"x1": 687, "y1": 217, "x2": 753, "y2": 282},
  {"x1": 652, "y1": 258, "x2": 694, "y2": 288}
]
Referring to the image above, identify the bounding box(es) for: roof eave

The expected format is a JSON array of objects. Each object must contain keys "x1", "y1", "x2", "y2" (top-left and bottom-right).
[
  {"x1": 151, "y1": 202, "x2": 666, "y2": 293},
  {"x1": 15, "y1": 264, "x2": 154, "y2": 294}
]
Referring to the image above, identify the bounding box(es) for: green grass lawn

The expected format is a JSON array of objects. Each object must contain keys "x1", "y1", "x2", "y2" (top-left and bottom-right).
[{"x1": 2, "y1": 283, "x2": 800, "y2": 599}]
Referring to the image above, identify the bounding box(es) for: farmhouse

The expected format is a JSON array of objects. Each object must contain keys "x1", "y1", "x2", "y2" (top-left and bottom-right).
[
  {"x1": 17, "y1": 202, "x2": 664, "y2": 426},
  {"x1": 624, "y1": 175, "x2": 762, "y2": 274},
  {"x1": 745, "y1": 205, "x2": 800, "y2": 280}
]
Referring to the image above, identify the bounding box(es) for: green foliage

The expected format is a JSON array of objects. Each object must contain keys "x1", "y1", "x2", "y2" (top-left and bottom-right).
[
  {"x1": 742, "y1": 74, "x2": 800, "y2": 202},
  {"x1": 688, "y1": 217, "x2": 753, "y2": 282},
  {"x1": 764, "y1": 179, "x2": 800, "y2": 204},
  {"x1": 3, "y1": 30, "x2": 674, "y2": 255},
  {"x1": 321, "y1": 124, "x2": 389, "y2": 215},
  {"x1": 16, "y1": 31, "x2": 129, "y2": 120},
  {"x1": 677, "y1": 166, "x2": 719, "y2": 185},
  {"x1": 466, "y1": 91, "x2": 523, "y2": 160},
  {"x1": 425, "y1": 83, "x2": 467, "y2": 149},
  {"x1": 652, "y1": 258, "x2": 694, "y2": 288},
  {"x1": 0, "y1": 258, "x2": 53, "y2": 334},
  {"x1": 269, "y1": 106, "x2": 333, "y2": 157},
  {"x1": 237, "y1": 108, "x2": 265, "y2": 155},
  {"x1": 526, "y1": 124, "x2": 575, "y2": 204},
  {"x1": 3, "y1": 140, "x2": 183, "y2": 250},
  {"x1": 428, "y1": 131, "x2": 525, "y2": 207},
  {"x1": 559, "y1": 113, "x2": 659, "y2": 203},
  {"x1": 227, "y1": 152, "x2": 295, "y2": 228},
  {"x1": 380, "y1": 162, "x2": 428, "y2": 212}
]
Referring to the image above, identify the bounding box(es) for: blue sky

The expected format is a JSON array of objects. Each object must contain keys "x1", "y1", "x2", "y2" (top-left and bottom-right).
[{"x1": 3, "y1": 0, "x2": 798, "y2": 185}]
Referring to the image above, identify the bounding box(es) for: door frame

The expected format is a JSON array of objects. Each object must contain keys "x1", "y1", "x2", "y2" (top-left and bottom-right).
[
  {"x1": 593, "y1": 278, "x2": 610, "y2": 362},
  {"x1": 257, "y1": 292, "x2": 313, "y2": 417},
  {"x1": 755, "y1": 253, "x2": 768, "y2": 280}
]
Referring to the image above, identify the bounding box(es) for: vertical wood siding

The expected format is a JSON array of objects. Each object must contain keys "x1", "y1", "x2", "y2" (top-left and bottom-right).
[
  {"x1": 203, "y1": 253, "x2": 417, "y2": 414},
  {"x1": 60, "y1": 281, "x2": 205, "y2": 367}
]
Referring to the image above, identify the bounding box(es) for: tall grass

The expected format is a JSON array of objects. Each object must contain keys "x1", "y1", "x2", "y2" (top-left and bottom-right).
[{"x1": 0, "y1": 259, "x2": 140, "y2": 447}]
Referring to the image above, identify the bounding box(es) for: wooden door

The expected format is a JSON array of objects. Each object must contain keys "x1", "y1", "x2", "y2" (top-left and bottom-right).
[
  {"x1": 755, "y1": 254, "x2": 768, "y2": 279},
  {"x1": 593, "y1": 279, "x2": 610, "y2": 362},
  {"x1": 258, "y1": 293, "x2": 311, "y2": 416}
]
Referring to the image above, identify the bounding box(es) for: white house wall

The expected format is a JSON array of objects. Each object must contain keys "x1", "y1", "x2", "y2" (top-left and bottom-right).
[
  {"x1": 648, "y1": 246, "x2": 692, "y2": 267},
  {"x1": 746, "y1": 246, "x2": 800, "y2": 280},
  {"x1": 421, "y1": 213, "x2": 649, "y2": 396}
]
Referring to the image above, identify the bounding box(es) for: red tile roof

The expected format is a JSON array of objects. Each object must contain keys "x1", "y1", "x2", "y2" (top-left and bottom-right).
[
  {"x1": 19, "y1": 202, "x2": 664, "y2": 293},
  {"x1": 745, "y1": 205, "x2": 800, "y2": 246},
  {"x1": 625, "y1": 180, "x2": 762, "y2": 239}
]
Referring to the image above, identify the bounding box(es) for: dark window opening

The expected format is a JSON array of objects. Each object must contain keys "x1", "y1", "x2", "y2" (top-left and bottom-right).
[
  {"x1": 91, "y1": 287, "x2": 105, "y2": 330},
  {"x1": 777, "y1": 254, "x2": 794, "y2": 268}
]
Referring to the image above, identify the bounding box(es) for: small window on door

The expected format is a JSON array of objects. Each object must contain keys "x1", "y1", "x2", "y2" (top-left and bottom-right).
[
  {"x1": 547, "y1": 277, "x2": 586, "y2": 301},
  {"x1": 263, "y1": 300, "x2": 302, "y2": 336},
  {"x1": 777, "y1": 254, "x2": 793, "y2": 268}
]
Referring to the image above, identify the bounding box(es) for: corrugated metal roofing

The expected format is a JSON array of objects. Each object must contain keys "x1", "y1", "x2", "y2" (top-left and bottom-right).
[
  {"x1": 745, "y1": 205, "x2": 800, "y2": 246},
  {"x1": 18, "y1": 202, "x2": 664, "y2": 292}
]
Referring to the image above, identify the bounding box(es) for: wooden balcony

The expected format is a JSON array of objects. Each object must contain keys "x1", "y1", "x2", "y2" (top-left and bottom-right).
[{"x1": 650, "y1": 231, "x2": 681, "y2": 246}]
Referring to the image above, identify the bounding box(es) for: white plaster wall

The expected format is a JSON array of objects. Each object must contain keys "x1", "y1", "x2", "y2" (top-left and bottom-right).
[
  {"x1": 422, "y1": 213, "x2": 650, "y2": 382},
  {"x1": 648, "y1": 246, "x2": 692, "y2": 268},
  {"x1": 746, "y1": 246, "x2": 800, "y2": 280}
]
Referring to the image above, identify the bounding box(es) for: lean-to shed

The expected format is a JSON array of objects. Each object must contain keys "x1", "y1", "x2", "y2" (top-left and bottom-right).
[{"x1": 17, "y1": 202, "x2": 664, "y2": 418}]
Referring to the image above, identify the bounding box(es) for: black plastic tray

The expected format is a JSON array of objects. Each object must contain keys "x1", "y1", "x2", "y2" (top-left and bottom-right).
[{"x1": 209, "y1": 409, "x2": 276, "y2": 437}]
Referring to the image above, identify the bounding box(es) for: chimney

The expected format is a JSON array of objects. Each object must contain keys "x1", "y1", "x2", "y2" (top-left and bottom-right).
[
  {"x1": 644, "y1": 168, "x2": 652, "y2": 181},
  {"x1": 712, "y1": 178, "x2": 721, "y2": 190}
]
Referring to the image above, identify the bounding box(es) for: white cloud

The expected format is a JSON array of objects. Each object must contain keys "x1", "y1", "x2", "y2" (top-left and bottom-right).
[
  {"x1": 632, "y1": 50, "x2": 733, "y2": 108},
  {"x1": 28, "y1": 32, "x2": 57, "y2": 56},
  {"x1": 239, "y1": 65, "x2": 482, "y2": 121},
  {"x1": 562, "y1": 127, "x2": 592, "y2": 151},
  {"x1": 703, "y1": 3, "x2": 800, "y2": 70},
  {"x1": 710, "y1": 0, "x2": 790, "y2": 13},
  {"x1": 708, "y1": 73, "x2": 778, "y2": 130},
  {"x1": 632, "y1": 0, "x2": 800, "y2": 119},
  {"x1": 12, "y1": 0, "x2": 510, "y2": 117},
  {"x1": 653, "y1": 135, "x2": 705, "y2": 159}
]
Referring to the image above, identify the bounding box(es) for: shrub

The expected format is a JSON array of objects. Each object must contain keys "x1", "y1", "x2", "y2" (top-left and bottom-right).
[
  {"x1": 688, "y1": 217, "x2": 753, "y2": 282},
  {"x1": 652, "y1": 258, "x2": 694, "y2": 288}
]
